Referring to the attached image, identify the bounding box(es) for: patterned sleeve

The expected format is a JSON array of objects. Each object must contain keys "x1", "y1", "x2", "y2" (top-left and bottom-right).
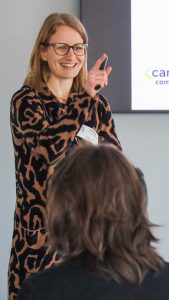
[
  {"x1": 10, "y1": 86, "x2": 96, "y2": 164},
  {"x1": 97, "y1": 94, "x2": 122, "y2": 150}
]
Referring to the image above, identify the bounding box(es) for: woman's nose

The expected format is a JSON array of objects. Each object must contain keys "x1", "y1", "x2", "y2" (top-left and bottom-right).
[{"x1": 66, "y1": 47, "x2": 76, "y2": 58}]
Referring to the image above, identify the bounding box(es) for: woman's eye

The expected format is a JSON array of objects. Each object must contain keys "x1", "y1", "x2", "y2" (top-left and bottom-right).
[
  {"x1": 58, "y1": 45, "x2": 67, "y2": 50},
  {"x1": 74, "y1": 46, "x2": 83, "y2": 50}
]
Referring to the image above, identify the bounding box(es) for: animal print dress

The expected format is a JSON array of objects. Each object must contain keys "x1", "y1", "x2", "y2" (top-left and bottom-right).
[{"x1": 8, "y1": 85, "x2": 121, "y2": 299}]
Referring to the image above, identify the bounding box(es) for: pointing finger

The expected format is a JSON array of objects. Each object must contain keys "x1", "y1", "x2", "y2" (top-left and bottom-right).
[{"x1": 91, "y1": 53, "x2": 108, "y2": 71}]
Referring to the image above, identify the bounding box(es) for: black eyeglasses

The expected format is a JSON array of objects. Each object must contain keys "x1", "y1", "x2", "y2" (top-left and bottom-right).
[{"x1": 43, "y1": 43, "x2": 88, "y2": 56}]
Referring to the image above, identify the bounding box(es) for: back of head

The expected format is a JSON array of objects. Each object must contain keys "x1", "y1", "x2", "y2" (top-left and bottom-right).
[
  {"x1": 24, "y1": 13, "x2": 88, "y2": 89},
  {"x1": 47, "y1": 144, "x2": 164, "y2": 283}
]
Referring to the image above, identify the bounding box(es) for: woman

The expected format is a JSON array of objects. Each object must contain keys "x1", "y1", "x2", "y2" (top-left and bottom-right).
[
  {"x1": 8, "y1": 12, "x2": 121, "y2": 299},
  {"x1": 16, "y1": 144, "x2": 169, "y2": 300}
]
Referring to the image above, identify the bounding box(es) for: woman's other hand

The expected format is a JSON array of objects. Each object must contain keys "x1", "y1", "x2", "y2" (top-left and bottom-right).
[{"x1": 84, "y1": 54, "x2": 112, "y2": 98}]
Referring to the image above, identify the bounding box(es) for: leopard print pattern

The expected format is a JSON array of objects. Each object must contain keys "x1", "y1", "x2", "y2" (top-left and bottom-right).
[{"x1": 8, "y1": 85, "x2": 121, "y2": 299}]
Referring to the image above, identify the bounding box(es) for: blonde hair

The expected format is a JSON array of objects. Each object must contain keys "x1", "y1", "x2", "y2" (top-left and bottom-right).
[{"x1": 24, "y1": 13, "x2": 88, "y2": 90}]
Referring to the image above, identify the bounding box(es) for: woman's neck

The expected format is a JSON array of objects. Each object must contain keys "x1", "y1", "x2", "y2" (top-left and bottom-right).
[{"x1": 47, "y1": 77, "x2": 73, "y2": 103}]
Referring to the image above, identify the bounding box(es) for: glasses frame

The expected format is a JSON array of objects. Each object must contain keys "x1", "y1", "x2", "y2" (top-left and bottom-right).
[{"x1": 43, "y1": 42, "x2": 88, "y2": 56}]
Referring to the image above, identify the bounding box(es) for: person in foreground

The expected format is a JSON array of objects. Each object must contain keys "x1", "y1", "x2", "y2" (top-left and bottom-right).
[
  {"x1": 8, "y1": 12, "x2": 121, "y2": 299},
  {"x1": 17, "y1": 144, "x2": 169, "y2": 300}
]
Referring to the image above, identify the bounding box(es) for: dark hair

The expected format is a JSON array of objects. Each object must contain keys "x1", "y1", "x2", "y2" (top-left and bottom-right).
[{"x1": 47, "y1": 144, "x2": 164, "y2": 283}]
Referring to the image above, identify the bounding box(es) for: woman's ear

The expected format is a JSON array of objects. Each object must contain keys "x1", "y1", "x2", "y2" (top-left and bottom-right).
[{"x1": 40, "y1": 45, "x2": 48, "y2": 61}]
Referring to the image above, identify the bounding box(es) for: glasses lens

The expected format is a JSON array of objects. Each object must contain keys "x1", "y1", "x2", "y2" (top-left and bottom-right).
[
  {"x1": 54, "y1": 44, "x2": 69, "y2": 55},
  {"x1": 73, "y1": 44, "x2": 86, "y2": 56}
]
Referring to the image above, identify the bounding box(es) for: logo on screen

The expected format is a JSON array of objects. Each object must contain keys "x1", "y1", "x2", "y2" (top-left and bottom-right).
[{"x1": 145, "y1": 68, "x2": 169, "y2": 84}]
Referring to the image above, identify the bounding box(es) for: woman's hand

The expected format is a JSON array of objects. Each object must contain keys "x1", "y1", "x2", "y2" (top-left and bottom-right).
[{"x1": 84, "y1": 54, "x2": 112, "y2": 98}]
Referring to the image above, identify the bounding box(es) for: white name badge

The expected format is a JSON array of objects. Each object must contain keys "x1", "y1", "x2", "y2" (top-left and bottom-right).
[{"x1": 77, "y1": 125, "x2": 98, "y2": 145}]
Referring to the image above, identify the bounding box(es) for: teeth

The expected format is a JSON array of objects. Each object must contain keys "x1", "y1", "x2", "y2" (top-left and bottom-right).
[{"x1": 61, "y1": 63, "x2": 76, "y2": 67}]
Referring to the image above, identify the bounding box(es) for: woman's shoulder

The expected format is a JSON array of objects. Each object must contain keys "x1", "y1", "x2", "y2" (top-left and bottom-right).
[
  {"x1": 160, "y1": 261, "x2": 169, "y2": 277},
  {"x1": 96, "y1": 93, "x2": 111, "y2": 109},
  {"x1": 12, "y1": 85, "x2": 35, "y2": 101},
  {"x1": 97, "y1": 93, "x2": 107, "y2": 103},
  {"x1": 12, "y1": 85, "x2": 35, "y2": 96},
  {"x1": 10, "y1": 85, "x2": 38, "y2": 107},
  {"x1": 20, "y1": 256, "x2": 87, "y2": 290},
  {"x1": 144, "y1": 261, "x2": 169, "y2": 286}
]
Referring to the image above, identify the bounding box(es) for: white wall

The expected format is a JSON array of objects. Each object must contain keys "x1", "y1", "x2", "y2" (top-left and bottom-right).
[
  {"x1": 114, "y1": 113, "x2": 169, "y2": 259},
  {"x1": 0, "y1": 1, "x2": 169, "y2": 299}
]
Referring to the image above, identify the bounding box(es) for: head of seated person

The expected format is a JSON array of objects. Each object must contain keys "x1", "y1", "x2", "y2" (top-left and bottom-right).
[{"x1": 47, "y1": 144, "x2": 164, "y2": 284}]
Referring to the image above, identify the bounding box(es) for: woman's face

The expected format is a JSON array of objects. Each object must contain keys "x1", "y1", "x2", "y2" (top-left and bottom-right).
[{"x1": 41, "y1": 25, "x2": 86, "y2": 81}]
